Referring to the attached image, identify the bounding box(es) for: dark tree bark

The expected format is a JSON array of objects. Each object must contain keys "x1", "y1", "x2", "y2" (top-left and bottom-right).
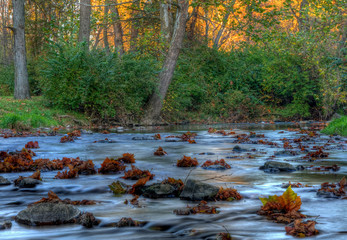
[
  {"x1": 13, "y1": 0, "x2": 30, "y2": 99},
  {"x1": 144, "y1": 0, "x2": 189, "y2": 124},
  {"x1": 78, "y1": 0, "x2": 91, "y2": 43},
  {"x1": 111, "y1": 0, "x2": 124, "y2": 56}
]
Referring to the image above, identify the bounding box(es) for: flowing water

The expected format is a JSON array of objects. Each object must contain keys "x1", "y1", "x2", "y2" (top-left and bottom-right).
[{"x1": 0, "y1": 123, "x2": 346, "y2": 240}]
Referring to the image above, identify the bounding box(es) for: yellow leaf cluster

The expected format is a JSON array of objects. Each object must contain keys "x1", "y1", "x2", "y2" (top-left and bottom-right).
[{"x1": 260, "y1": 186, "x2": 301, "y2": 213}]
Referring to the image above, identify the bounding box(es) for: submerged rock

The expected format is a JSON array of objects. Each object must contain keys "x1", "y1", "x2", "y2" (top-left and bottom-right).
[
  {"x1": 15, "y1": 203, "x2": 81, "y2": 226},
  {"x1": 143, "y1": 183, "x2": 177, "y2": 198},
  {"x1": 260, "y1": 161, "x2": 296, "y2": 173},
  {"x1": 0, "y1": 220, "x2": 12, "y2": 230},
  {"x1": 179, "y1": 179, "x2": 219, "y2": 201},
  {"x1": 0, "y1": 176, "x2": 11, "y2": 186},
  {"x1": 232, "y1": 145, "x2": 247, "y2": 152},
  {"x1": 78, "y1": 212, "x2": 100, "y2": 228},
  {"x1": 132, "y1": 136, "x2": 155, "y2": 140},
  {"x1": 15, "y1": 178, "x2": 41, "y2": 188}
]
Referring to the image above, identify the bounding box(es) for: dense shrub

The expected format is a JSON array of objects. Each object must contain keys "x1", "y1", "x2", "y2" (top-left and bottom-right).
[
  {"x1": 39, "y1": 42, "x2": 159, "y2": 122},
  {"x1": 163, "y1": 36, "x2": 346, "y2": 121}
]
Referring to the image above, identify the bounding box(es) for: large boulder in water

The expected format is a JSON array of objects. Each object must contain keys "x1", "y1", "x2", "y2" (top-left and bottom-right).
[
  {"x1": 259, "y1": 161, "x2": 296, "y2": 173},
  {"x1": 179, "y1": 179, "x2": 219, "y2": 201},
  {"x1": 15, "y1": 203, "x2": 81, "y2": 226}
]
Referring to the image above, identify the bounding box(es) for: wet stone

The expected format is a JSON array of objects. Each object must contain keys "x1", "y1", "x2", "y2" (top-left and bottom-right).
[
  {"x1": 78, "y1": 212, "x2": 100, "y2": 228},
  {"x1": 15, "y1": 178, "x2": 41, "y2": 188},
  {"x1": 259, "y1": 161, "x2": 296, "y2": 173},
  {"x1": 143, "y1": 183, "x2": 177, "y2": 198},
  {"x1": 0, "y1": 220, "x2": 12, "y2": 230},
  {"x1": 132, "y1": 136, "x2": 156, "y2": 140},
  {"x1": 0, "y1": 176, "x2": 11, "y2": 186},
  {"x1": 179, "y1": 179, "x2": 219, "y2": 201},
  {"x1": 233, "y1": 145, "x2": 247, "y2": 152},
  {"x1": 15, "y1": 203, "x2": 81, "y2": 226}
]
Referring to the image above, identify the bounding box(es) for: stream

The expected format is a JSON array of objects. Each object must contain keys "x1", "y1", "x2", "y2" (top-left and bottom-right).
[{"x1": 0, "y1": 123, "x2": 346, "y2": 240}]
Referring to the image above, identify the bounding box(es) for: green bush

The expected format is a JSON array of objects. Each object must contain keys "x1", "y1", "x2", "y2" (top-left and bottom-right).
[
  {"x1": 39, "y1": 42, "x2": 159, "y2": 121},
  {"x1": 164, "y1": 37, "x2": 345, "y2": 121},
  {"x1": 0, "y1": 65, "x2": 14, "y2": 96},
  {"x1": 321, "y1": 116, "x2": 347, "y2": 136}
]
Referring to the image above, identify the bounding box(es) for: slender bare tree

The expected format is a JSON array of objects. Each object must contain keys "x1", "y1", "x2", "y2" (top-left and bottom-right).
[{"x1": 13, "y1": 0, "x2": 30, "y2": 99}]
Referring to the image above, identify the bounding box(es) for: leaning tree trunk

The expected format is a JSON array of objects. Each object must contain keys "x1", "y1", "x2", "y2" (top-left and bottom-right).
[
  {"x1": 144, "y1": 0, "x2": 189, "y2": 124},
  {"x1": 13, "y1": 0, "x2": 30, "y2": 99},
  {"x1": 213, "y1": 9, "x2": 231, "y2": 49},
  {"x1": 78, "y1": 0, "x2": 91, "y2": 43}
]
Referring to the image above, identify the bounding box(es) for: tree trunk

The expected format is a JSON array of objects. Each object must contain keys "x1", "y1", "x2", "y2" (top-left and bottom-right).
[
  {"x1": 111, "y1": 0, "x2": 124, "y2": 56},
  {"x1": 129, "y1": 0, "x2": 140, "y2": 51},
  {"x1": 160, "y1": 0, "x2": 173, "y2": 42},
  {"x1": 103, "y1": 1, "x2": 110, "y2": 53},
  {"x1": 144, "y1": 0, "x2": 189, "y2": 124},
  {"x1": 204, "y1": 8, "x2": 209, "y2": 42},
  {"x1": 338, "y1": 18, "x2": 346, "y2": 57},
  {"x1": 78, "y1": 0, "x2": 91, "y2": 43},
  {"x1": 187, "y1": 5, "x2": 199, "y2": 41},
  {"x1": 213, "y1": 10, "x2": 231, "y2": 48},
  {"x1": 13, "y1": 0, "x2": 30, "y2": 99}
]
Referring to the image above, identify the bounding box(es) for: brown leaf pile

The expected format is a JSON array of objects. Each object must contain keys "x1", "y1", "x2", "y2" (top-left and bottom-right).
[
  {"x1": 215, "y1": 187, "x2": 242, "y2": 201},
  {"x1": 177, "y1": 156, "x2": 198, "y2": 167},
  {"x1": 0, "y1": 149, "x2": 35, "y2": 172},
  {"x1": 98, "y1": 157, "x2": 126, "y2": 174},
  {"x1": 54, "y1": 165, "x2": 79, "y2": 179},
  {"x1": 174, "y1": 200, "x2": 219, "y2": 215},
  {"x1": 31, "y1": 191, "x2": 96, "y2": 206},
  {"x1": 117, "y1": 153, "x2": 136, "y2": 163},
  {"x1": 318, "y1": 176, "x2": 346, "y2": 198},
  {"x1": 153, "y1": 134, "x2": 161, "y2": 140},
  {"x1": 122, "y1": 165, "x2": 154, "y2": 180},
  {"x1": 285, "y1": 219, "x2": 319, "y2": 237},
  {"x1": 154, "y1": 147, "x2": 167, "y2": 156},
  {"x1": 25, "y1": 141, "x2": 39, "y2": 148},
  {"x1": 201, "y1": 159, "x2": 231, "y2": 169},
  {"x1": 129, "y1": 176, "x2": 150, "y2": 195}
]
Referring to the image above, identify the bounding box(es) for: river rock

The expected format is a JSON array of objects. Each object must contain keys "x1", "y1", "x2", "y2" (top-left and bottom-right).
[
  {"x1": 132, "y1": 136, "x2": 155, "y2": 140},
  {"x1": 15, "y1": 203, "x2": 81, "y2": 226},
  {"x1": 274, "y1": 150, "x2": 298, "y2": 156},
  {"x1": 0, "y1": 176, "x2": 11, "y2": 186},
  {"x1": 179, "y1": 179, "x2": 219, "y2": 201},
  {"x1": 15, "y1": 178, "x2": 41, "y2": 188},
  {"x1": 233, "y1": 145, "x2": 247, "y2": 152},
  {"x1": 78, "y1": 212, "x2": 100, "y2": 228},
  {"x1": 143, "y1": 183, "x2": 177, "y2": 198},
  {"x1": 259, "y1": 161, "x2": 296, "y2": 173},
  {"x1": 0, "y1": 220, "x2": 12, "y2": 230}
]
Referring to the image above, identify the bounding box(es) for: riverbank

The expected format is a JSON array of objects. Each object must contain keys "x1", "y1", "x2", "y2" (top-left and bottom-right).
[{"x1": 0, "y1": 96, "x2": 88, "y2": 130}]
